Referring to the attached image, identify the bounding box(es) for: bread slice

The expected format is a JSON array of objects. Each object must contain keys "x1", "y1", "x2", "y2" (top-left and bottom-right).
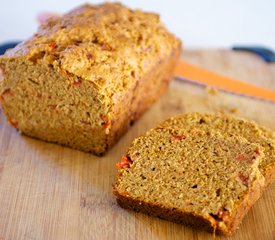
[
  {"x1": 0, "y1": 3, "x2": 181, "y2": 155},
  {"x1": 160, "y1": 113, "x2": 275, "y2": 186},
  {"x1": 113, "y1": 118, "x2": 266, "y2": 236}
]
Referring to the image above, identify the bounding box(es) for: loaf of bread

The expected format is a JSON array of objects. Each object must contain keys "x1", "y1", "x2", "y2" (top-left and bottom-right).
[
  {"x1": 113, "y1": 113, "x2": 275, "y2": 235},
  {"x1": 0, "y1": 3, "x2": 181, "y2": 155}
]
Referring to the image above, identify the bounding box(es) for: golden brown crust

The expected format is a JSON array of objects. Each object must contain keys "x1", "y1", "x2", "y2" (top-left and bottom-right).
[{"x1": 1, "y1": 3, "x2": 181, "y2": 97}]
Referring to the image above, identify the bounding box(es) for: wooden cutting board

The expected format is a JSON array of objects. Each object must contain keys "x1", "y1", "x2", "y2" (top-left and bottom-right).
[{"x1": 0, "y1": 50, "x2": 274, "y2": 240}]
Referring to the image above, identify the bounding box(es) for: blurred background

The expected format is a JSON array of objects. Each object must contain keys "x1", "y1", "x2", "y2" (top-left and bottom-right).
[{"x1": 1, "y1": 0, "x2": 275, "y2": 49}]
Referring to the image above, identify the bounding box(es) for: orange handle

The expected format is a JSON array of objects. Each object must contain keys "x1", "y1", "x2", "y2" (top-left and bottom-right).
[{"x1": 174, "y1": 60, "x2": 275, "y2": 102}]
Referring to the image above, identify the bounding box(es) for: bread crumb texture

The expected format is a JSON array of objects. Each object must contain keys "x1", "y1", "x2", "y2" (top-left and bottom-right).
[
  {"x1": 0, "y1": 3, "x2": 181, "y2": 155},
  {"x1": 114, "y1": 113, "x2": 275, "y2": 235}
]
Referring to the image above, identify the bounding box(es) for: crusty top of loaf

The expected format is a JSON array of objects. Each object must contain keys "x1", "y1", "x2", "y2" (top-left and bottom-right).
[{"x1": 1, "y1": 3, "x2": 181, "y2": 96}]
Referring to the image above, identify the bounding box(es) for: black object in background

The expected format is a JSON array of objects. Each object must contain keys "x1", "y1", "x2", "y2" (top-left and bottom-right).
[
  {"x1": 232, "y1": 46, "x2": 275, "y2": 63},
  {"x1": 0, "y1": 42, "x2": 20, "y2": 55}
]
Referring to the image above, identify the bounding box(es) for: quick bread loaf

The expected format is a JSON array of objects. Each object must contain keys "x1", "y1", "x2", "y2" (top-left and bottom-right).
[
  {"x1": 0, "y1": 3, "x2": 181, "y2": 155},
  {"x1": 113, "y1": 113, "x2": 275, "y2": 235}
]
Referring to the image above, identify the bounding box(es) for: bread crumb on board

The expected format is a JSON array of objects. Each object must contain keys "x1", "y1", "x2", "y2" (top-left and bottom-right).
[
  {"x1": 205, "y1": 86, "x2": 220, "y2": 95},
  {"x1": 218, "y1": 107, "x2": 239, "y2": 115}
]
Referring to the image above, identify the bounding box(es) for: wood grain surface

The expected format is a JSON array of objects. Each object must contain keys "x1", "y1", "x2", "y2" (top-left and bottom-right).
[{"x1": 0, "y1": 50, "x2": 274, "y2": 240}]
